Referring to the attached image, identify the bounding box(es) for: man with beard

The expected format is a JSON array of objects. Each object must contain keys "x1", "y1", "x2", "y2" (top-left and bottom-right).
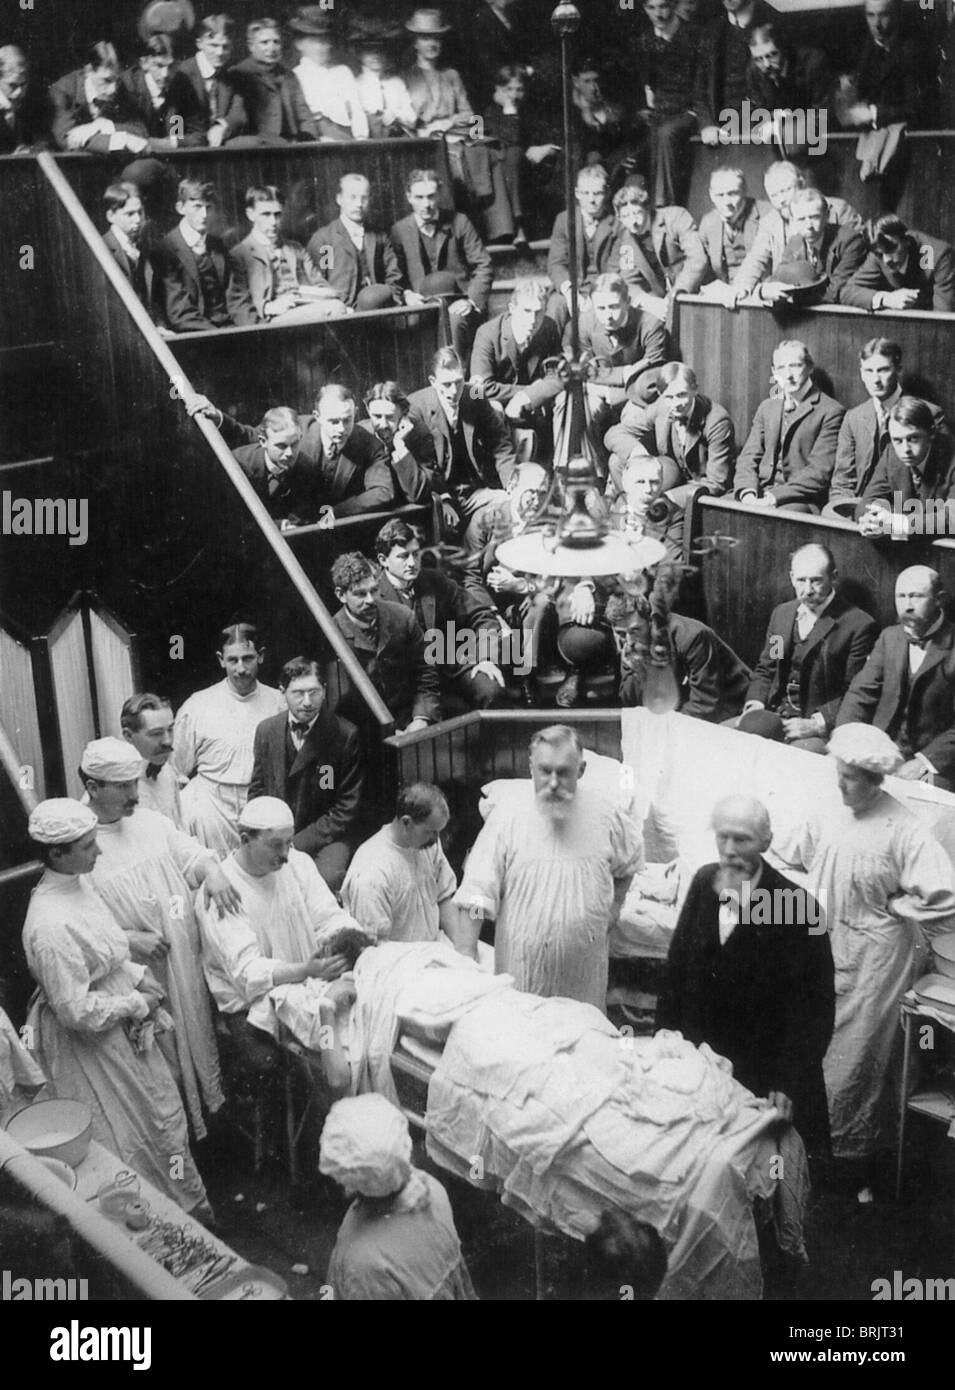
[
  {"x1": 453, "y1": 725, "x2": 642, "y2": 1010},
  {"x1": 656, "y1": 795, "x2": 835, "y2": 1161}
]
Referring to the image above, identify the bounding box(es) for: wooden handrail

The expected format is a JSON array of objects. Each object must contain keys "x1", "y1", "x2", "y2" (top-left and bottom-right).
[
  {"x1": 675, "y1": 294, "x2": 955, "y2": 326},
  {"x1": 36, "y1": 152, "x2": 394, "y2": 736}
]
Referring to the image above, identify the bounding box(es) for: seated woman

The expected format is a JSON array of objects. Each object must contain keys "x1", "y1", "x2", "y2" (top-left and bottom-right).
[{"x1": 319, "y1": 1092, "x2": 477, "y2": 1300}]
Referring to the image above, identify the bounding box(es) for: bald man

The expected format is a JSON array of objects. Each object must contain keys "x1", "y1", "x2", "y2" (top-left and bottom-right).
[
  {"x1": 657, "y1": 795, "x2": 835, "y2": 1160},
  {"x1": 836, "y1": 566, "x2": 955, "y2": 789}
]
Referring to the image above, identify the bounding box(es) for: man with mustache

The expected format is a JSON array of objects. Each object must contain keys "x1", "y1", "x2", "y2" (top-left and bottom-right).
[
  {"x1": 657, "y1": 795, "x2": 835, "y2": 1163},
  {"x1": 453, "y1": 725, "x2": 642, "y2": 1010}
]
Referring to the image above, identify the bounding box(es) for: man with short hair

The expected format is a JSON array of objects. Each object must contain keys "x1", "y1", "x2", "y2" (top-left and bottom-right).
[
  {"x1": 407, "y1": 346, "x2": 516, "y2": 550},
  {"x1": 657, "y1": 795, "x2": 835, "y2": 1160},
  {"x1": 102, "y1": 182, "x2": 156, "y2": 314},
  {"x1": 342, "y1": 783, "x2": 460, "y2": 943},
  {"x1": 576, "y1": 274, "x2": 670, "y2": 414},
  {"x1": 693, "y1": 0, "x2": 778, "y2": 145},
  {"x1": 156, "y1": 178, "x2": 232, "y2": 331},
  {"x1": 744, "y1": 21, "x2": 831, "y2": 144},
  {"x1": 546, "y1": 164, "x2": 617, "y2": 327},
  {"x1": 735, "y1": 340, "x2": 844, "y2": 511},
  {"x1": 773, "y1": 188, "x2": 867, "y2": 307},
  {"x1": 374, "y1": 518, "x2": 506, "y2": 710},
  {"x1": 359, "y1": 382, "x2": 433, "y2": 506},
  {"x1": 453, "y1": 725, "x2": 643, "y2": 1009},
  {"x1": 842, "y1": 214, "x2": 955, "y2": 314},
  {"x1": 698, "y1": 167, "x2": 763, "y2": 287},
  {"x1": 633, "y1": 0, "x2": 700, "y2": 208},
  {"x1": 122, "y1": 33, "x2": 196, "y2": 149},
  {"x1": 856, "y1": 397, "x2": 955, "y2": 538},
  {"x1": 50, "y1": 41, "x2": 150, "y2": 153},
  {"x1": 0, "y1": 45, "x2": 50, "y2": 153},
  {"x1": 170, "y1": 12, "x2": 249, "y2": 147},
  {"x1": 390, "y1": 168, "x2": 492, "y2": 358},
  {"x1": 232, "y1": 17, "x2": 320, "y2": 143},
  {"x1": 738, "y1": 543, "x2": 879, "y2": 750},
  {"x1": 469, "y1": 278, "x2": 563, "y2": 427},
  {"x1": 249, "y1": 657, "x2": 363, "y2": 892},
  {"x1": 837, "y1": 566, "x2": 955, "y2": 787},
  {"x1": 307, "y1": 173, "x2": 404, "y2": 311},
  {"x1": 609, "y1": 176, "x2": 707, "y2": 313},
  {"x1": 121, "y1": 692, "x2": 183, "y2": 825},
  {"x1": 226, "y1": 184, "x2": 348, "y2": 326},
  {"x1": 331, "y1": 552, "x2": 442, "y2": 734},
  {"x1": 295, "y1": 384, "x2": 394, "y2": 516},
  {"x1": 840, "y1": 0, "x2": 930, "y2": 132}
]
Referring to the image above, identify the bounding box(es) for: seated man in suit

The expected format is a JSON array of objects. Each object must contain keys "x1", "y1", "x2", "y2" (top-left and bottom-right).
[
  {"x1": 156, "y1": 179, "x2": 232, "y2": 332},
  {"x1": 169, "y1": 12, "x2": 249, "y2": 148},
  {"x1": 828, "y1": 338, "x2": 905, "y2": 507},
  {"x1": 360, "y1": 382, "x2": 434, "y2": 507},
  {"x1": 231, "y1": 16, "x2": 320, "y2": 144},
  {"x1": 608, "y1": 176, "x2": 707, "y2": 318},
  {"x1": 656, "y1": 794, "x2": 835, "y2": 1166},
  {"x1": 698, "y1": 167, "x2": 763, "y2": 294},
  {"x1": 50, "y1": 41, "x2": 150, "y2": 154},
  {"x1": 837, "y1": 565, "x2": 955, "y2": 788},
  {"x1": 407, "y1": 345, "x2": 517, "y2": 551},
  {"x1": 375, "y1": 518, "x2": 507, "y2": 710},
  {"x1": 249, "y1": 656, "x2": 363, "y2": 892},
  {"x1": 225, "y1": 407, "x2": 319, "y2": 527},
  {"x1": 331, "y1": 552, "x2": 442, "y2": 734},
  {"x1": 736, "y1": 543, "x2": 879, "y2": 752},
  {"x1": 576, "y1": 274, "x2": 670, "y2": 429},
  {"x1": 122, "y1": 33, "x2": 198, "y2": 150},
  {"x1": 606, "y1": 590, "x2": 749, "y2": 723},
  {"x1": 632, "y1": 0, "x2": 700, "y2": 209},
  {"x1": 469, "y1": 277, "x2": 563, "y2": 456},
  {"x1": 296, "y1": 385, "x2": 394, "y2": 518},
  {"x1": 307, "y1": 173, "x2": 404, "y2": 311},
  {"x1": 771, "y1": 189, "x2": 867, "y2": 308},
  {"x1": 856, "y1": 397, "x2": 955, "y2": 539},
  {"x1": 102, "y1": 181, "x2": 156, "y2": 316},
  {"x1": 226, "y1": 184, "x2": 348, "y2": 326},
  {"x1": 735, "y1": 340, "x2": 844, "y2": 512},
  {"x1": 546, "y1": 163, "x2": 617, "y2": 330},
  {"x1": 390, "y1": 167, "x2": 492, "y2": 360},
  {"x1": 693, "y1": 0, "x2": 777, "y2": 147},
  {"x1": 838, "y1": 0, "x2": 931, "y2": 133},
  {"x1": 0, "y1": 45, "x2": 51, "y2": 153},
  {"x1": 842, "y1": 214, "x2": 955, "y2": 315},
  {"x1": 743, "y1": 21, "x2": 831, "y2": 153}
]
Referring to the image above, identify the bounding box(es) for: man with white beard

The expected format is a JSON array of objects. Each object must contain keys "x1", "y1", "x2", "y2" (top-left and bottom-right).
[
  {"x1": 656, "y1": 795, "x2": 835, "y2": 1163},
  {"x1": 453, "y1": 725, "x2": 642, "y2": 1011}
]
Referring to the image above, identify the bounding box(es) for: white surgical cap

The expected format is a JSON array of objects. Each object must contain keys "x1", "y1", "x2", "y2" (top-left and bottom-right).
[
  {"x1": 239, "y1": 796, "x2": 295, "y2": 830},
  {"x1": 828, "y1": 723, "x2": 903, "y2": 777},
  {"x1": 319, "y1": 1094, "x2": 412, "y2": 1198},
  {"x1": 81, "y1": 737, "x2": 142, "y2": 782},
  {"x1": 29, "y1": 799, "x2": 98, "y2": 845}
]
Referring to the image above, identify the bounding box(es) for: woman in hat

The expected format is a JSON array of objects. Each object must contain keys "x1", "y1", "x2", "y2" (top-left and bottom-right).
[
  {"x1": 350, "y1": 16, "x2": 417, "y2": 139},
  {"x1": 401, "y1": 8, "x2": 473, "y2": 137},
  {"x1": 319, "y1": 1093, "x2": 477, "y2": 1300},
  {"x1": 779, "y1": 723, "x2": 955, "y2": 1199},
  {"x1": 289, "y1": 6, "x2": 368, "y2": 140}
]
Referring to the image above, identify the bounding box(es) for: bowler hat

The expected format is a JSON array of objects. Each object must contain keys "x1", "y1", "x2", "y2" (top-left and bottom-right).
[
  {"x1": 348, "y1": 14, "x2": 406, "y2": 44},
  {"x1": 288, "y1": 6, "x2": 337, "y2": 37},
  {"x1": 772, "y1": 257, "x2": 828, "y2": 304},
  {"x1": 405, "y1": 8, "x2": 453, "y2": 35}
]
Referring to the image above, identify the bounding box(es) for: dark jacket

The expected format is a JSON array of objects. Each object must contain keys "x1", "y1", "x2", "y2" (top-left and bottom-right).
[
  {"x1": 406, "y1": 386, "x2": 517, "y2": 496},
  {"x1": 121, "y1": 67, "x2": 203, "y2": 146},
  {"x1": 734, "y1": 387, "x2": 845, "y2": 507},
  {"x1": 295, "y1": 418, "x2": 393, "y2": 517},
  {"x1": 230, "y1": 58, "x2": 318, "y2": 142},
  {"x1": 249, "y1": 706, "x2": 363, "y2": 856},
  {"x1": 102, "y1": 229, "x2": 157, "y2": 317},
  {"x1": 857, "y1": 432, "x2": 955, "y2": 530},
  {"x1": 0, "y1": 84, "x2": 52, "y2": 153},
  {"x1": 333, "y1": 598, "x2": 442, "y2": 728},
  {"x1": 469, "y1": 312, "x2": 564, "y2": 408},
  {"x1": 744, "y1": 45, "x2": 831, "y2": 114},
  {"x1": 609, "y1": 207, "x2": 708, "y2": 296},
  {"x1": 836, "y1": 618, "x2": 955, "y2": 780},
  {"x1": 776, "y1": 223, "x2": 868, "y2": 306},
  {"x1": 850, "y1": 32, "x2": 929, "y2": 129},
  {"x1": 155, "y1": 226, "x2": 231, "y2": 331},
  {"x1": 50, "y1": 69, "x2": 148, "y2": 151},
  {"x1": 619, "y1": 614, "x2": 750, "y2": 722},
  {"x1": 746, "y1": 594, "x2": 879, "y2": 729},
  {"x1": 169, "y1": 58, "x2": 247, "y2": 141},
  {"x1": 376, "y1": 568, "x2": 500, "y2": 680},
  {"x1": 575, "y1": 306, "x2": 669, "y2": 388},
  {"x1": 229, "y1": 442, "x2": 324, "y2": 525},
  {"x1": 691, "y1": 1, "x2": 778, "y2": 129},
  {"x1": 306, "y1": 219, "x2": 404, "y2": 308},
  {"x1": 698, "y1": 200, "x2": 763, "y2": 285},
  {"x1": 390, "y1": 212, "x2": 493, "y2": 312},
  {"x1": 608, "y1": 393, "x2": 734, "y2": 496},
  {"x1": 354, "y1": 418, "x2": 434, "y2": 506},
  {"x1": 841, "y1": 232, "x2": 955, "y2": 314},
  {"x1": 547, "y1": 209, "x2": 617, "y2": 293},
  {"x1": 657, "y1": 857, "x2": 834, "y2": 1153}
]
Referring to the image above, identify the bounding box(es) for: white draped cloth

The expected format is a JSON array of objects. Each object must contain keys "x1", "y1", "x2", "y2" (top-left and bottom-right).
[
  {"x1": 137, "y1": 762, "x2": 184, "y2": 827},
  {"x1": 453, "y1": 784, "x2": 644, "y2": 1010},
  {"x1": 342, "y1": 825, "x2": 457, "y2": 943},
  {"x1": 293, "y1": 59, "x2": 369, "y2": 136},
  {"x1": 0, "y1": 1006, "x2": 45, "y2": 1113},
  {"x1": 21, "y1": 870, "x2": 207, "y2": 1212},
  {"x1": 779, "y1": 790, "x2": 955, "y2": 1158},
  {"x1": 88, "y1": 808, "x2": 224, "y2": 1138},
  {"x1": 173, "y1": 679, "x2": 285, "y2": 857}
]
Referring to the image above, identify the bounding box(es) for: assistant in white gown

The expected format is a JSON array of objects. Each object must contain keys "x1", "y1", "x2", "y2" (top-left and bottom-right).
[
  {"x1": 22, "y1": 870, "x2": 208, "y2": 1212},
  {"x1": 787, "y1": 790, "x2": 955, "y2": 1158},
  {"x1": 342, "y1": 825, "x2": 457, "y2": 943},
  {"x1": 173, "y1": 678, "x2": 286, "y2": 857},
  {"x1": 88, "y1": 807, "x2": 225, "y2": 1138},
  {"x1": 453, "y1": 784, "x2": 643, "y2": 1010}
]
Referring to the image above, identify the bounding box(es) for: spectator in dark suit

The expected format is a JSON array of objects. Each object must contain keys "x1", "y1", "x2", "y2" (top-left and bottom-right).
[
  {"x1": 842, "y1": 215, "x2": 955, "y2": 315},
  {"x1": 609, "y1": 176, "x2": 707, "y2": 318},
  {"x1": 360, "y1": 382, "x2": 434, "y2": 507},
  {"x1": 249, "y1": 656, "x2": 363, "y2": 891},
  {"x1": 828, "y1": 338, "x2": 906, "y2": 505},
  {"x1": 744, "y1": 21, "x2": 831, "y2": 150},
  {"x1": 295, "y1": 385, "x2": 394, "y2": 518},
  {"x1": 546, "y1": 164, "x2": 617, "y2": 328},
  {"x1": 565, "y1": 55, "x2": 635, "y2": 179},
  {"x1": 634, "y1": 0, "x2": 701, "y2": 208},
  {"x1": 390, "y1": 167, "x2": 492, "y2": 360},
  {"x1": 837, "y1": 565, "x2": 955, "y2": 787},
  {"x1": 469, "y1": 277, "x2": 563, "y2": 458},
  {"x1": 123, "y1": 33, "x2": 197, "y2": 150},
  {"x1": 231, "y1": 17, "x2": 320, "y2": 144},
  {"x1": 221, "y1": 407, "x2": 325, "y2": 527},
  {"x1": 838, "y1": 0, "x2": 930, "y2": 132},
  {"x1": 374, "y1": 518, "x2": 507, "y2": 710},
  {"x1": 331, "y1": 552, "x2": 442, "y2": 733},
  {"x1": 857, "y1": 397, "x2": 955, "y2": 539},
  {"x1": 465, "y1": 0, "x2": 536, "y2": 108},
  {"x1": 0, "y1": 46, "x2": 51, "y2": 153},
  {"x1": 693, "y1": 0, "x2": 778, "y2": 144},
  {"x1": 170, "y1": 13, "x2": 249, "y2": 148},
  {"x1": 226, "y1": 184, "x2": 347, "y2": 326},
  {"x1": 735, "y1": 340, "x2": 844, "y2": 512},
  {"x1": 102, "y1": 181, "x2": 156, "y2": 315},
  {"x1": 50, "y1": 41, "x2": 150, "y2": 154},
  {"x1": 307, "y1": 174, "x2": 404, "y2": 311},
  {"x1": 772, "y1": 189, "x2": 867, "y2": 307},
  {"x1": 737, "y1": 543, "x2": 879, "y2": 751},
  {"x1": 156, "y1": 179, "x2": 232, "y2": 331},
  {"x1": 407, "y1": 346, "x2": 517, "y2": 550},
  {"x1": 698, "y1": 167, "x2": 763, "y2": 290},
  {"x1": 576, "y1": 273, "x2": 670, "y2": 410}
]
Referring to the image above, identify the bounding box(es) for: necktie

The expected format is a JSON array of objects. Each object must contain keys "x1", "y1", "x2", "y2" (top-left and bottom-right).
[
  {"x1": 144, "y1": 763, "x2": 162, "y2": 780},
  {"x1": 268, "y1": 472, "x2": 288, "y2": 497},
  {"x1": 906, "y1": 633, "x2": 927, "y2": 649}
]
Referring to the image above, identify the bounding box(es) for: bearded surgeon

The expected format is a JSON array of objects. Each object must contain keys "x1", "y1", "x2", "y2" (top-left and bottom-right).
[{"x1": 453, "y1": 725, "x2": 642, "y2": 1011}]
